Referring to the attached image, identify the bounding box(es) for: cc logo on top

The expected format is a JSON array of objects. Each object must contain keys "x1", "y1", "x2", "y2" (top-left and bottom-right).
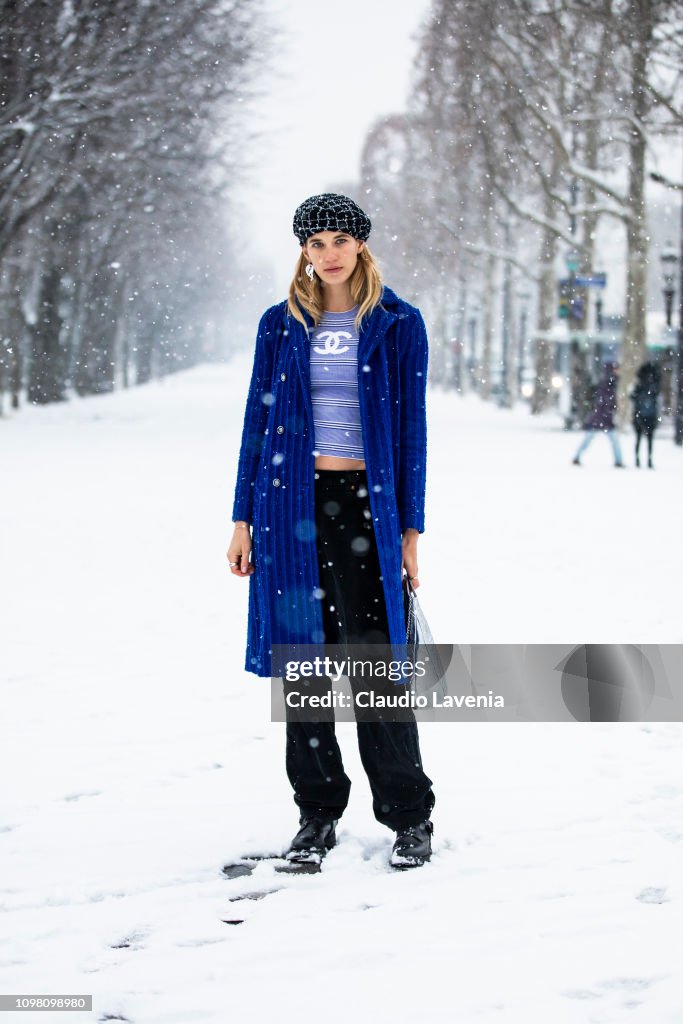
[{"x1": 313, "y1": 331, "x2": 352, "y2": 355}]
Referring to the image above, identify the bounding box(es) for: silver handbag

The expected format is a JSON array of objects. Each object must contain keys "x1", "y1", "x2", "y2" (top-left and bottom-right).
[{"x1": 403, "y1": 577, "x2": 448, "y2": 697}]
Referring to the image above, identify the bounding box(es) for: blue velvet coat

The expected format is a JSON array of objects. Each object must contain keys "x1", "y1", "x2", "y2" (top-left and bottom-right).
[{"x1": 232, "y1": 284, "x2": 428, "y2": 677}]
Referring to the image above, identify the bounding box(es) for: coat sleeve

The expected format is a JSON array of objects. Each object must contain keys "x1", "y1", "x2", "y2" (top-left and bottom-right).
[
  {"x1": 231, "y1": 307, "x2": 277, "y2": 524},
  {"x1": 397, "y1": 309, "x2": 428, "y2": 534}
]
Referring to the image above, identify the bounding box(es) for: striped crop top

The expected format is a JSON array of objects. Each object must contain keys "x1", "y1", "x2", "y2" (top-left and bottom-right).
[{"x1": 309, "y1": 305, "x2": 364, "y2": 460}]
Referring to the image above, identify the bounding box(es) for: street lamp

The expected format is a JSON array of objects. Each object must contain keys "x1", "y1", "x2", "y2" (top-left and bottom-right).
[
  {"x1": 564, "y1": 247, "x2": 582, "y2": 323},
  {"x1": 651, "y1": 169, "x2": 683, "y2": 446},
  {"x1": 561, "y1": 248, "x2": 583, "y2": 429},
  {"x1": 660, "y1": 240, "x2": 678, "y2": 327},
  {"x1": 565, "y1": 248, "x2": 581, "y2": 275}
]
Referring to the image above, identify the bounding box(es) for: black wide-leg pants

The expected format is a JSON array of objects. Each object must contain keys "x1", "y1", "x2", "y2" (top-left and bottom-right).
[{"x1": 285, "y1": 468, "x2": 435, "y2": 831}]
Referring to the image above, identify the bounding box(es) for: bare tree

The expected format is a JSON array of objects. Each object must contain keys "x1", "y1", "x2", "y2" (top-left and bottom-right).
[
  {"x1": 361, "y1": 0, "x2": 683, "y2": 420},
  {"x1": 0, "y1": 0, "x2": 271, "y2": 409}
]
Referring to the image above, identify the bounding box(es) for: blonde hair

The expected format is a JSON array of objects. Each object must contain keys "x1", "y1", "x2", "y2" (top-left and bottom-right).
[{"x1": 287, "y1": 244, "x2": 383, "y2": 335}]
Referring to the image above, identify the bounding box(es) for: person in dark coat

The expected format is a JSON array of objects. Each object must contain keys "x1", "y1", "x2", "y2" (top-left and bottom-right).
[
  {"x1": 572, "y1": 362, "x2": 625, "y2": 467},
  {"x1": 629, "y1": 361, "x2": 661, "y2": 468},
  {"x1": 227, "y1": 194, "x2": 435, "y2": 869}
]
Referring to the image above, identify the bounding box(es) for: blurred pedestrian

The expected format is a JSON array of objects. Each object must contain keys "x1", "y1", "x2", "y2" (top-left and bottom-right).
[
  {"x1": 572, "y1": 362, "x2": 625, "y2": 467},
  {"x1": 629, "y1": 361, "x2": 661, "y2": 469}
]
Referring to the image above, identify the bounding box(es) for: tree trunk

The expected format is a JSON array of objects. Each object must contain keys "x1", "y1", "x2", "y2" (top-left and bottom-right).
[
  {"x1": 0, "y1": 264, "x2": 23, "y2": 413},
  {"x1": 74, "y1": 270, "x2": 119, "y2": 395},
  {"x1": 480, "y1": 216, "x2": 496, "y2": 401},
  {"x1": 531, "y1": 181, "x2": 559, "y2": 414},
  {"x1": 618, "y1": 6, "x2": 652, "y2": 427},
  {"x1": 455, "y1": 280, "x2": 467, "y2": 394},
  {"x1": 27, "y1": 265, "x2": 67, "y2": 404},
  {"x1": 136, "y1": 321, "x2": 155, "y2": 385}
]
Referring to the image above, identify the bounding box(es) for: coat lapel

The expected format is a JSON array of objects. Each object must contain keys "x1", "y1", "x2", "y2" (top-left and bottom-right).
[{"x1": 358, "y1": 301, "x2": 399, "y2": 367}]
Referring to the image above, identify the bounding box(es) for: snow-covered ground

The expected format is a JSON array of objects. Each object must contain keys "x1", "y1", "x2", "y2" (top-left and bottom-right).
[{"x1": 2, "y1": 359, "x2": 682, "y2": 1023}]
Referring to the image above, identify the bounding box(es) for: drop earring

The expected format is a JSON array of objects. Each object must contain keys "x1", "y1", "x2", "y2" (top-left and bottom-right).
[{"x1": 305, "y1": 262, "x2": 315, "y2": 281}]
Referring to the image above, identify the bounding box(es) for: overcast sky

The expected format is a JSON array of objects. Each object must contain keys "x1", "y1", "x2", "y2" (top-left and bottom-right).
[{"x1": 234, "y1": 0, "x2": 432, "y2": 298}]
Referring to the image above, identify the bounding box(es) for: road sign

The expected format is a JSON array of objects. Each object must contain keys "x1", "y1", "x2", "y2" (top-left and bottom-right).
[
  {"x1": 574, "y1": 273, "x2": 607, "y2": 288},
  {"x1": 570, "y1": 298, "x2": 584, "y2": 320}
]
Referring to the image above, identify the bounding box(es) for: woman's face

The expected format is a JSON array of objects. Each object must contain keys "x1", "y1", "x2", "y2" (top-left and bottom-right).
[{"x1": 302, "y1": 231, "x2": 364, "y2": 284}]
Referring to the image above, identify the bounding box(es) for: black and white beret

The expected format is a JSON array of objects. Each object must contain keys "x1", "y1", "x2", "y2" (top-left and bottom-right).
[{"x1": 293, "y1": 193, "x2": 372, "y2": 245}]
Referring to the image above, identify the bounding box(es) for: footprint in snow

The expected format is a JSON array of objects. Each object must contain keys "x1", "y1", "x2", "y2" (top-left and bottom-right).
[
  {"x1": 563, "y1": 988, "x2": 602, "y2": 1000},
  {"x1": 109, "y1": 929, "x2": 148, "y2": 950},
  {"x1": 636, "y1": 886, "x2": 669, "y2": 904},
  {"x1": 63, "y1": 789, "x2": 102, "y2": 802},
  {"x1": 598, "y1": 976, "x2": 660, "y2": 992}
]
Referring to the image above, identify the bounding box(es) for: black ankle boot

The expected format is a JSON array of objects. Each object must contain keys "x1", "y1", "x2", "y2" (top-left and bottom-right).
[
  {"x1": 390, "y1": 820, "x2": 433, "y2": 869},
  {"x1": 286, "y1": 816, "x2": 337, "y2": 863}
]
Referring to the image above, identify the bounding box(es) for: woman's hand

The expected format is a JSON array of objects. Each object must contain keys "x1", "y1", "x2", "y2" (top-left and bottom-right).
[
  {"x1": 401, "y1": 528, "x2": 420, "y2": 589},
  {"x1": 227, "y1": 522, "x2": 254, "y2": 577}
]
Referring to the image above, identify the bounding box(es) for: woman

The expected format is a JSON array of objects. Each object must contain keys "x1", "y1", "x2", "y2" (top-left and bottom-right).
[
  {"x1": 572, "y1": 362, "x2": 625, "y2": 468},
  {"x1": 227, "y1": 193, "x2": 435, "y2": 869},
  {"x1": 630, "y1": 361, "x2": 661, "y2": 469}
]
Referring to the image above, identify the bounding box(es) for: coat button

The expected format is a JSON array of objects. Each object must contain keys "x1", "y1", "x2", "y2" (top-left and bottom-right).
[
  {"x1": 280, "y1": 372, "x2": 286, "y2": 381},
  {"x1": 276, "y1": 425, "x2": 285, "y2": 434},
  {"x1": 273, "y1": 478, "x2": 281, "y2": 487}
]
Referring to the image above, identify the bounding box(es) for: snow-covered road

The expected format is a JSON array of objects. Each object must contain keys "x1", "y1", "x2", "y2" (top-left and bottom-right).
[{"x1": 2, "y1": 361, "x2": 682, "y2": 1023}]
